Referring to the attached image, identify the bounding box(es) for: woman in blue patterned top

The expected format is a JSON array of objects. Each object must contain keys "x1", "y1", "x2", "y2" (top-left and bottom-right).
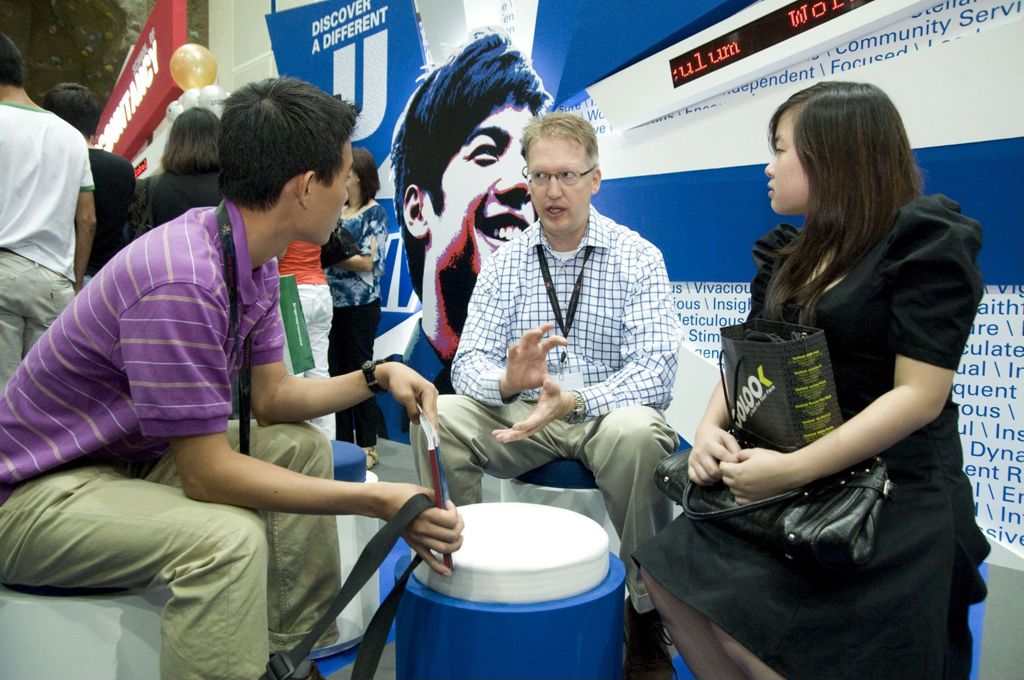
[{"x1": 327, "y1": 147, "x2": 390, "y2": 468}]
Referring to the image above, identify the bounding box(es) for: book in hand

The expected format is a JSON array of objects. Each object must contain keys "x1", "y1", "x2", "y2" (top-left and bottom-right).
[{"x1": 418, "y1": 406, "x2": 453, "y2": 571}]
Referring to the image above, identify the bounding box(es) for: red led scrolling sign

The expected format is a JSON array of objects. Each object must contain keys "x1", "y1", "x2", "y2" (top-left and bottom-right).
[{"x1": 670, "y1": 0, "x2": 876, "y2": 88}]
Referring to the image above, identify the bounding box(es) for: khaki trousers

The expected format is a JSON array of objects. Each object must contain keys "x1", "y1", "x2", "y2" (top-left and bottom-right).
[
  {"x1": 411, "y1": 395, "x2": 677, "y2": 613},
  {"x1": 0, "y1": 249, "x2": 73, "y2": 389},
  {"x1": 0, "y1": 421, "x2": 341, "y2": 680}
]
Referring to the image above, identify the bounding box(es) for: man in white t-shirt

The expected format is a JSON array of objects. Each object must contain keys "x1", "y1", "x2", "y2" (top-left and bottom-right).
[{"x1": 0, "y1": 32, "x2": 95, "y2": 388}]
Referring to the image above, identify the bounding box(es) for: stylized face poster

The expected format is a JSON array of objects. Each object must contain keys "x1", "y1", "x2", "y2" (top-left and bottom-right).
[
  {"x1": 267, "y1": 3, "x2": 550, "y2": 393},
  {"x1": 390, "y1": 30, "x2": 551, "y2": 387}
]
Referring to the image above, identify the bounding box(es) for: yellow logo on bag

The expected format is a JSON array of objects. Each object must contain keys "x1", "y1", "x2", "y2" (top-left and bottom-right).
[{"x1": 735, "y1": 365, "x2": 776, "y2": 429}]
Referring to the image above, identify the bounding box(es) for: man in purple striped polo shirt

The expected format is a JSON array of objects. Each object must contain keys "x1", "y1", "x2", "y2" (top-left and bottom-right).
[{"x1": 0, "y1": 77, "x2": 463, "y2": 680}]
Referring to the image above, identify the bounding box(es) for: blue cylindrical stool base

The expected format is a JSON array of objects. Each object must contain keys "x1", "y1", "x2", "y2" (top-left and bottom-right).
[
  {"x1": 395, "y1": 553, "x2": 625, "y2": 680},
  {"x1": 331, "y1": 440, "x2": 366, "y2": 483}
]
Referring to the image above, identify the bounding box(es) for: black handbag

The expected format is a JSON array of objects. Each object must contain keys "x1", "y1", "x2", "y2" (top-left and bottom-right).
[
  {"x1": 321, "y1": 223, "x2": 361, "y2": 268},
  {"x1": 131, "y1": 174, "x2": 163, "y2": 241},
  {"x1": 656, "y1": 450, "x2": 894, "y2": 567},
  {"x1": 655, "y1": 320, "x2": 895, "y2": 568}
]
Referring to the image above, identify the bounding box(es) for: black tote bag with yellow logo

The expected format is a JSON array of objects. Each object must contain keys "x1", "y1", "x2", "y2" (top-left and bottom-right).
[{"x1": 720, "y1": 318, "x2": 843, "y2": 452}]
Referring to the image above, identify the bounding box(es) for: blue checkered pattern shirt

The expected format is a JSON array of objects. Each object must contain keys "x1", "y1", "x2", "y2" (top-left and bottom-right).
[{"x1": 452, "y1": 208, "x2": 681, "y2": 420}]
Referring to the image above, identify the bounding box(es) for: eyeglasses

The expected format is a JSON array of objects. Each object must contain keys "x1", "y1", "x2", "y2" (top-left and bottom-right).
[{"x1": 522, "y1": 166, "x2": 597, "y2": 187}]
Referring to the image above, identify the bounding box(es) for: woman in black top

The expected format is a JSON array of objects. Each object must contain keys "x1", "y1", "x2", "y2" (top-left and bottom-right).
[
  {"x1": 635, "y1": 82, "x2": 988, "y2": 679},
  {"x1": 128, "y1": 107, "x2": 222, "y2": 238}
]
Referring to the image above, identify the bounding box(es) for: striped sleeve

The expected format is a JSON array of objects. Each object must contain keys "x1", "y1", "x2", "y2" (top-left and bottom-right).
[{"x1": 120, "y1": 281, "x2": 233, "y2": 438}]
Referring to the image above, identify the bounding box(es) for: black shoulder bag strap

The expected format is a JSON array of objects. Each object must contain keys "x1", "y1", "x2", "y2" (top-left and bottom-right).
[
  {"x1": 261, "y1": 494, "x2": 433, "y2": 680},
  {"x1": 216, "y1": 203, "x2": 435, "y2": 679}
]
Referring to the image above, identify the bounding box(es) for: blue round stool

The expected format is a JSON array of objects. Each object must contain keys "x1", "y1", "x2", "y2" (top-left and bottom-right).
[
  {"x1": 331, "y1": 440, "x2": 366, "y2": 483},
  {"x1": 515, "y1": 458, "x2": 597, "y2": 488},
  {"x1": 394, "y1": 553, "x2": 625, "y2": 680}
]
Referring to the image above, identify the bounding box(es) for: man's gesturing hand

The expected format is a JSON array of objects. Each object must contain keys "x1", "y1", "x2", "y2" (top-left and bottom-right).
[{"x1": 498, "y1": 323, "x2": 568, "y2": 400}]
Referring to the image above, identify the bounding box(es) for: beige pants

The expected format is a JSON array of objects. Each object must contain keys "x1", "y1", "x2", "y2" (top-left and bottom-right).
[
  {"x1": 0, "y1": 421, "x2": 341, "y2": 680},
  {"x1": 0, "y1": 249, "x2": 74, "y2": 389},
  {"x1": 411, "y1": 394, "x2": 677, "y2": 613}
]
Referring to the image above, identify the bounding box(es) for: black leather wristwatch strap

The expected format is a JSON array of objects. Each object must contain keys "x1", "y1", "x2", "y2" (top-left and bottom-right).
[{"x1": 362, "y1": 359, "x2": 387, "y2": 394}]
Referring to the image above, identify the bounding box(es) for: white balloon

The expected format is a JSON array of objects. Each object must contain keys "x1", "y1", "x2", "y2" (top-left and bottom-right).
[
  {"x1": 166, "y1": 100, "x2": 184, "y2": 123},
  {"x1": 178, "y1": 88, "x2": 201, "y2": 110},
  {"x1": 198, "y1": 84, "x2": 227, "y2": 111}
]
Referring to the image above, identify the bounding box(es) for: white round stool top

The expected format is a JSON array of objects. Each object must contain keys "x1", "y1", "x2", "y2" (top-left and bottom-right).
[{"x1": 413, "y1": 502, "x2": 609, "y2": 604}]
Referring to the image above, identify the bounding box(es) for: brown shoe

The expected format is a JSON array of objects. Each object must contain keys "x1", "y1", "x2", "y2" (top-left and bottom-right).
[
  {"x1": 278, "y1": 658, "x2": 328, "y2": 680},
  {"x1": 364, "y1": 446, "x2": 378, "y2": 470},
  {"x1": 624, "y1": 600, "x2": 674, "y2": 680},
  {"x1": 293, "y1": 660, "x2": 328, "y2": 679}
]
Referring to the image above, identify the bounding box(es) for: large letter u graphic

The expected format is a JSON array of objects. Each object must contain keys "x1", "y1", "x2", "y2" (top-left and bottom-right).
[{"x1": 332, "y1": 30, "x2": 387, "y2": 141}]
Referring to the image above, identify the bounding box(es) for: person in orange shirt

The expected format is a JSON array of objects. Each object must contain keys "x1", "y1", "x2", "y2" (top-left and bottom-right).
[{"x1": 279, "y1": 237, "x2": 336, "y2": 438}]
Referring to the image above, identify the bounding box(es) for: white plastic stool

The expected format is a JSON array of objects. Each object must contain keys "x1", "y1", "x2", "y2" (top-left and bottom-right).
[
  {"x1": 0, "y1": 471, "x2": 382, "y2": 675},
  {"x1": 499, "y1": 461, "x2": 620, "y2": 555},
  {"x1": 414, "y1": 502, "x2": 609, "y2": 603},
  {"x1": 397, "y1": 503, "x2": 624, "y2": 679},
  {"x1": 0, "y1": 584, "x2": 167, "y2": 680}
]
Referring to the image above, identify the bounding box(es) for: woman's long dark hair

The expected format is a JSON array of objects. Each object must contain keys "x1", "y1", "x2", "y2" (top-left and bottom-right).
[
  {"x1": 162, "y1": 107, "x2": 220, "y2": 175},
  {"x1": 764, "y1": 82, "x2": 922, "y2": 323},
  {"x1": 348, "y1": 147, "x2": 380, "y2": 209}
]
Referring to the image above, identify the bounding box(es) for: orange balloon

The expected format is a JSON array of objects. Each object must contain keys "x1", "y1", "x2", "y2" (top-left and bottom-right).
[{"x1": 169, "y1": 43, "x2": 218, "y2": 91}]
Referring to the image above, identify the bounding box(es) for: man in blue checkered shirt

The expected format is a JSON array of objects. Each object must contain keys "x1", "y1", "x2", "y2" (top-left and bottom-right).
[{"x1": 411, "y1": 111, "x2": 681, "y2": 679}]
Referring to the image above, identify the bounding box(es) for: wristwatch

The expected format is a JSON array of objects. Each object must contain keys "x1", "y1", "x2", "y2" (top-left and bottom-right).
[
  {"x1": 563, "y1": 390, "x2": 587, "y2": 424},
  {"x1": 361, "y1": 359, "x2": 390, "y2": 394}
]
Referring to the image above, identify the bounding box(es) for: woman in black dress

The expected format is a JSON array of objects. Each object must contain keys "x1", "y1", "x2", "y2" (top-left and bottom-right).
[{"x1": 635, "y1": 82, "x2": 988, "y2": 679}]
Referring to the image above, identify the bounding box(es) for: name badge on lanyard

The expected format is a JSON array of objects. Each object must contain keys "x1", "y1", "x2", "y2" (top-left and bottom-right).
[{"x1": 560, "y1": 370, "x2": 585, "y2": 391}]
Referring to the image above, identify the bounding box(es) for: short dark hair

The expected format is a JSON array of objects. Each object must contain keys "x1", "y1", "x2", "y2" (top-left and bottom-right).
[
  {"x1": 391, "y1": 31, "x2": 549, "y2": 296},
  {"x1": 43, "y1": 83, "x2": 101, "y2": 137},
  {"x1": 219, "y1": 77, "x2": 357, "y2": 211},
  {"x1": 0, "y1": 32, "x2": 24, "y2": 87},
  {"x1": 349, "y1": 147, "x2": 380, "y2": 208},
  {"x1": 161, "y1": 107, "x2": 220, "y2": 175}
]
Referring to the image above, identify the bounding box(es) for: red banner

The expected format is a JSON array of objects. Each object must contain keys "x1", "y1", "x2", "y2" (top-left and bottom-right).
[{"x1": 95, "y1": 0, "x2": 187, "y2": 160}]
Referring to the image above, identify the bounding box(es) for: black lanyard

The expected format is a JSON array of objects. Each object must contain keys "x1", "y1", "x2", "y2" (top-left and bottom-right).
[
  {"x1": 217, "y1": 202, "x2": 253, "y2": 455},
  {"x1": 536, "y1": 243, "x2": 593, "y2": 363}
]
